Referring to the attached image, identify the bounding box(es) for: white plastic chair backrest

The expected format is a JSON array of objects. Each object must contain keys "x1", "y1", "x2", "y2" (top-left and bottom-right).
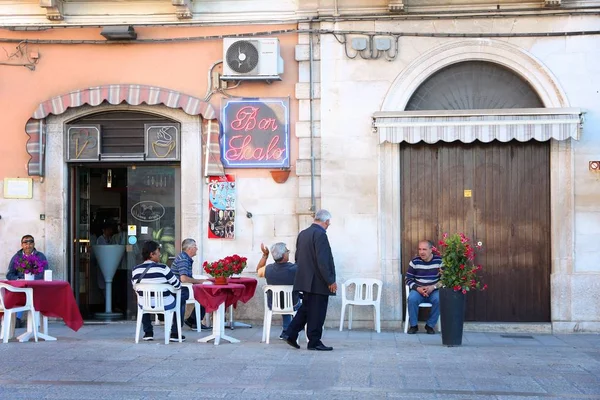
[
  {"x1": 0, "y1": 283, "x2": 34, "y2": 309},
  {"x1": 342, "y1": 279, "x2": 382, "y2": 305},
  {"x1": 263, "y1": 285, "x2": 295, "y2": 314},
  {"x1": 134, "y1": 283, "x2": 176, "y2": 312}
]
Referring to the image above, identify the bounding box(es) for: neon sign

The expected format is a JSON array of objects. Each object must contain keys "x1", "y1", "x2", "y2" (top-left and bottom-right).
[{"x1": 220, "y1": 98, "x2": 290, "y2": 168}]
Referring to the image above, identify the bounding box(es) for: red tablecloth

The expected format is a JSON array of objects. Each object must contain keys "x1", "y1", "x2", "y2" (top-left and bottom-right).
[
  {"x1": 0, "y1": 280, "x2": 84, "y2": 332},
  {"x1": 192, "y1": 283, "x2": 246, "y2": 313},
  {"x1": 222, "y1": 277, "x2": 257, "y2": 305}
]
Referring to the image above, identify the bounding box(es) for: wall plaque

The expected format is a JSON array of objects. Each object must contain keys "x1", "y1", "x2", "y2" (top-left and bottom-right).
[{"x1": 220, "y1": 98, "x2": 290, "y2": 168}]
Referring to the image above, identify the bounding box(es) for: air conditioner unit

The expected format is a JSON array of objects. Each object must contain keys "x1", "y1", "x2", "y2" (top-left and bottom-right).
[{"x1": 222, "y1": 37, "x2": 284, "y2": 81}]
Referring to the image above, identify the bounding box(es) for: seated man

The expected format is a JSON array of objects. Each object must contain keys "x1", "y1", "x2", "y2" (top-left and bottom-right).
[
  {"x1": 131, "y1": 240, "x2": 183, "y2": 342},
  {"x1": 7, "y1": 235, "x2": 49, "y2": 281},
  {"x1": 256, "y1": 242, "x2": 300, "y2": 340},
  {"x1": 170, "y1": 238, "x2": 209, "y2": 330},
  {"x1": 405, "y1": 240, "x2": 443, "y2": 334},
  {"x1": 6, "y1": 235, "x2": 49, "y2": 328}
]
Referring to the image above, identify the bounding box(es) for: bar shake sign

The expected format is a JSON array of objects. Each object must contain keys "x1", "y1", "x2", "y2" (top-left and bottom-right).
[{"x1": 220, "y1": 98, "x2": 290, "y2": 168}]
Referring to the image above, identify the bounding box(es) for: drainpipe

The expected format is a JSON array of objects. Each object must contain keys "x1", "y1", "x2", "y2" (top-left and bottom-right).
[{"x1": 309, "y1": 19, "x2": 316, "y2": 213}]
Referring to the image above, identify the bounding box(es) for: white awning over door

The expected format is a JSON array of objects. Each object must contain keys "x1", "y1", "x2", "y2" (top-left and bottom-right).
[{"x1": 372, "y1": 108, "x2": 582, "y2": 144}]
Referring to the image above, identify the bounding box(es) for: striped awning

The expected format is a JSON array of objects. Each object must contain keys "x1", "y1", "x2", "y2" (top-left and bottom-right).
[
  {"x1": 373, "y1": 108, "x2": 583, "y2": 144},
  {"x1": 25, "y1": 84, "x2": 225, "y2": 177}
]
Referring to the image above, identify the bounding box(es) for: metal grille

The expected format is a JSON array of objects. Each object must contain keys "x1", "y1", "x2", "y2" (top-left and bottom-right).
[{"x1": 406, "y1": 61, "x2": 544, "y2": 111}]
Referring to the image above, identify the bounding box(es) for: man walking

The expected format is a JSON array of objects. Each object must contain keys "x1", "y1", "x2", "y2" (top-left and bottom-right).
[{"x1": 283, "y1": 209, "x2": 337, "y2": 351}]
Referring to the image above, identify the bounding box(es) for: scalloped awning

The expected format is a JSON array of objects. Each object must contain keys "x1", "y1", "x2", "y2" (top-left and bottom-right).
[
  {"x1": 25, "y1": 84, "x2": 224, "y2": 177},
  {"x1": 373, "y1": 108, "x2": 582, "y2": 144}
]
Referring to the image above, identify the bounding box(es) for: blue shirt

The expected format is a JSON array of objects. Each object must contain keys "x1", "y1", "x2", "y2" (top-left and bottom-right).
[
  {"x1": 7, "y1": 249, "x2": 49, "y2": 280},
  {"x1": 170, "y1": 251, "x2": 193, "y2": 278}
]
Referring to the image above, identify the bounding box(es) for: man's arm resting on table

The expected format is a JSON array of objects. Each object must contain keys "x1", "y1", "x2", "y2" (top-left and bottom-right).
[{"x1": 180, "y1": 274, "x2": 206, "y2": 284}]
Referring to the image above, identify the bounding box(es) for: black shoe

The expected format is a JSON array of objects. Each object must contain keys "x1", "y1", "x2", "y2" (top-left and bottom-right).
[
  {"x1": 170, "y1": 333, "x2": 186, "y2": 342},
  {"x1": 184, "y1": 319, "x2": 197, "y2": 330},
  {"x1": 425, "y1": 325, "x2": 436, "y2": 334},
  {"x1": 200, "y1": 324, "x2": 212, "y2": 330},
  {"x1": 279, "y1": 332, "x2": 286, "y2": 340},
  {"x1": 15, "y1": 318, "x2": 24, "y2": 329},
  {"x1": 407, "y1": 326, "x2": 418, "y2": 334},
  {"x1": 308, "y1": 343, "x2": 333, "y2": 351},
  {"x1": 285, "y1": 337, "x2": 300, "y2": 349},
  {"x1": 143, "y1": 332, "x2": 154, "y2": 341}
]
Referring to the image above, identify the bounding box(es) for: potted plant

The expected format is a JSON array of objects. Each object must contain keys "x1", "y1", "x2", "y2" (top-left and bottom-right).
[
  {"x1": 436, "y1": 233, "x2": 487, "y2": 346},
  {"x1": 15, "y1": 253, "x2": 48, "y2": 280},
  {"x1": 203, "y1": 254, "x2": 248, "y2": 285}
]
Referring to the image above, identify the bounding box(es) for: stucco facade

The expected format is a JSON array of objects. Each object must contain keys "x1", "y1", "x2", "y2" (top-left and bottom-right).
[{"x1": 0, "y1": 0, "x2": 599, "y2": 331}]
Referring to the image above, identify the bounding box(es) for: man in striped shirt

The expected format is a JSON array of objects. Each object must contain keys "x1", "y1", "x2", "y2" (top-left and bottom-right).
[
  {"x1": 405, "y1": 240, "x2": 443, "y2": 334},
  {"x1": 131, "y1": 240, "x2": 183, "y2": 342}
]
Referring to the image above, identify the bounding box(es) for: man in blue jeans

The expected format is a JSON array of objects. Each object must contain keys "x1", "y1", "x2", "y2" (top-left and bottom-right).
[
  {"x1": 256, "y1": 242, "x2": 300, "y2": 339},
  {"x1": 405, "y1": 240, "x2": 443, "y2": 334}
]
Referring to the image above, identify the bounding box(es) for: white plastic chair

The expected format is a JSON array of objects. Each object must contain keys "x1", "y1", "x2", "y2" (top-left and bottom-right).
[
  {"x1": 404, "y1": 284, "x2": 440, "y2": 333},
  {"x1": 182, "y1": 282, "x2": 202, "y2": 332},
  {"x1": 0, "y1": 283, "x2": 39, "y2": 343},
  {"x1": 134, "y1": 283, "x2": 182, "y2": 344},
  {"x1": 262, "y1": 285, "x2": 296, "y2": 344},
  {"x1": 339, "y1": 278, "x2": 382, "y2": 333}
]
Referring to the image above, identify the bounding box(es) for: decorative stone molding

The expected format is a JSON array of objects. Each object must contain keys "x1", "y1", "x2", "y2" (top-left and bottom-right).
[
  {"x1": 388, "y1": 1, "x2": 405, "y2": 12},
  {"x1": 39, "y1": 0, "x2": 63, "y2": 21},
  {"x1": 172, "y1": 0, "x2": 193, "y2": 19}
]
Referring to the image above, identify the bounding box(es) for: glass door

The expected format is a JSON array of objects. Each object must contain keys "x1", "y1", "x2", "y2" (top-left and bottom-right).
[{"x1": 125, "y1": 165, "x2": 180, "y2": 318}]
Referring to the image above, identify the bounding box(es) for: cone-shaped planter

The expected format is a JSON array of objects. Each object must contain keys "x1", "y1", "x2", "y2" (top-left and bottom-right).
[{"x1": 439, "y1": 287, "x2": 466, "y2": 346}]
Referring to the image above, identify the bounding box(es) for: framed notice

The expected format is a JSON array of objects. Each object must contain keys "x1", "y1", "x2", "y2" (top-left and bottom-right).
[
  {"x1": 220, "y1": 98, "x2": 290, "y2": 168},
  {"x1": 3, "y1": 178, "x2": 33, "y2": 199},
  {"x1": 208, "y1": 175, "x2": 236, "y2": 239}
]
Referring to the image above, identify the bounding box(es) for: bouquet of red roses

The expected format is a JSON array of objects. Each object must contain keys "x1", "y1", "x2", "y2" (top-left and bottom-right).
[{"x1": 203, "y1": 254, "x2": 247, "y2": 278}]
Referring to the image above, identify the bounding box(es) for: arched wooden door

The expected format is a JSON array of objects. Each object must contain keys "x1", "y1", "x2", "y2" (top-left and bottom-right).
[{"x1": 400, "y1": 141, "x2": 551, "y2": 321}]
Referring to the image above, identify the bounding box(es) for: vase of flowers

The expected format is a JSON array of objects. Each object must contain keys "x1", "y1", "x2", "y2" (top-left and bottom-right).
[
  {"x1": 437, "y1": 233, "x2": 487, "y2": 346},
  {"x1": 203, "y1": 254, "x2": 248, "y2": 285},
  {"x1": 15, "y1": 253, "x2": 48, "y2": 280}
]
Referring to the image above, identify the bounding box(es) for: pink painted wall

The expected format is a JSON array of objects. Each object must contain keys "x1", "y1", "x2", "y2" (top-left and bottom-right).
[{"x1": 0, "y1": 25, "x2": 298, "y2": 179}]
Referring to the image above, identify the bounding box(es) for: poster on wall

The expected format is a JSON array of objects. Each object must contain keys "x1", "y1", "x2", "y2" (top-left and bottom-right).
[
  {"x1": 220, "y1": 97, "x2": 290, "y2": 168},
  {"x1": 208, "y1": 175, "x2": 236, "y2": 239}
]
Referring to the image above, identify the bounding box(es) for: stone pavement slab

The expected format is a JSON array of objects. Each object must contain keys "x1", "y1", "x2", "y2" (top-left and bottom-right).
[{"x1": 0, "y1": 321, "x2": 599, "y2": 399}]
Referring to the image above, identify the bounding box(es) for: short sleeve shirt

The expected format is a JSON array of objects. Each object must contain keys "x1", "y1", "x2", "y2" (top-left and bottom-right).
[{"x1": 170, "y1": 251, "x2": 193, "y2": 278}]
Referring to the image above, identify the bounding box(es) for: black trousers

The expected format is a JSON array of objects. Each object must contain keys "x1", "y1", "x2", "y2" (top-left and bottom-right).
[{"x1": 284, "y1": 292, "x2": 329, "y2": 348}]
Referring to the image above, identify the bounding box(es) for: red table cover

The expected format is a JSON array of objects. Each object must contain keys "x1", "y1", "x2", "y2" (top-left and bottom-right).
[
  {"x1": 192, "y1": 277, "x2": 257, "y2": 313},
  {"x1": 0, "y1": 280, "x2": 84, "y2": 332},
  {"x1": 192, "y1": 283, "x2": 246, "y2": 313},
  {"x1": 224, "y1": 277, "x2": 257, "y2": 305}
]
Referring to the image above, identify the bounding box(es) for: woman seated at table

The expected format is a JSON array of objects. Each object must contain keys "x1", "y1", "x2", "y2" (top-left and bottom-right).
[{"x1": 131, "y1": 240, "x2": 183, "y2": 342}]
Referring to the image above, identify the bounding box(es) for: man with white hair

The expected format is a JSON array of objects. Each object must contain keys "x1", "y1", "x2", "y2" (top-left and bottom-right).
[
  {"x1": 170, "y1": 238, "x2": 209, "y2": 332},
  {"x1": 283, "y1": 209, "x2": 337, "y2": 351},
  {"x1": 256, "y1": 242, "x2": 300, "y2": 339}
]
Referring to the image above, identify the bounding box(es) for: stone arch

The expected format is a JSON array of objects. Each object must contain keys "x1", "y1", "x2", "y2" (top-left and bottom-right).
[{"x1": 381, "y1": 39, "x2": 570, "y2": 111}]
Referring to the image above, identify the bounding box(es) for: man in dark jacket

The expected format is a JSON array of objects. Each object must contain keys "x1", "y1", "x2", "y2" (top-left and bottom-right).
[{"x1": 283, "y1": 209, "x2": 337, "y2": 351}]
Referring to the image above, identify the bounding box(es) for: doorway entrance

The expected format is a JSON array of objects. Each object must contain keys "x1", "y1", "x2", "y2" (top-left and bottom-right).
[
  {"x1": 400, "y1": 140, "x2": 551, "y2": 322},
  {"x1": 70, "y1": 165, "x2": 180, "y2": 319}
]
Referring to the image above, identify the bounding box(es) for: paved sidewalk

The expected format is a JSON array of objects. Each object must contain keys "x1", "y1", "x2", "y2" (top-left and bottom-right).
[{"x1": 0, "y1": 321, "x2": 599, "y2": 399}]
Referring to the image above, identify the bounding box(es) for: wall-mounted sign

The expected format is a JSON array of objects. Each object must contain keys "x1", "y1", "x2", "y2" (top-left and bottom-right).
[
  {"x1": 220, "y1": 98, "x2": 290, "y2": 168},
  {"x1": 208, "y1": 175, "x2": 236, "y2": 239},
  {"x1": 145, "y1": 124, "x2": 179, "y2": 161},
  {"x1": 3, "y1": 178, "x2": 33, "y2": 199},
  {"x1": 66, "y1": 125, "x2": 101, "y2": 161}
]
